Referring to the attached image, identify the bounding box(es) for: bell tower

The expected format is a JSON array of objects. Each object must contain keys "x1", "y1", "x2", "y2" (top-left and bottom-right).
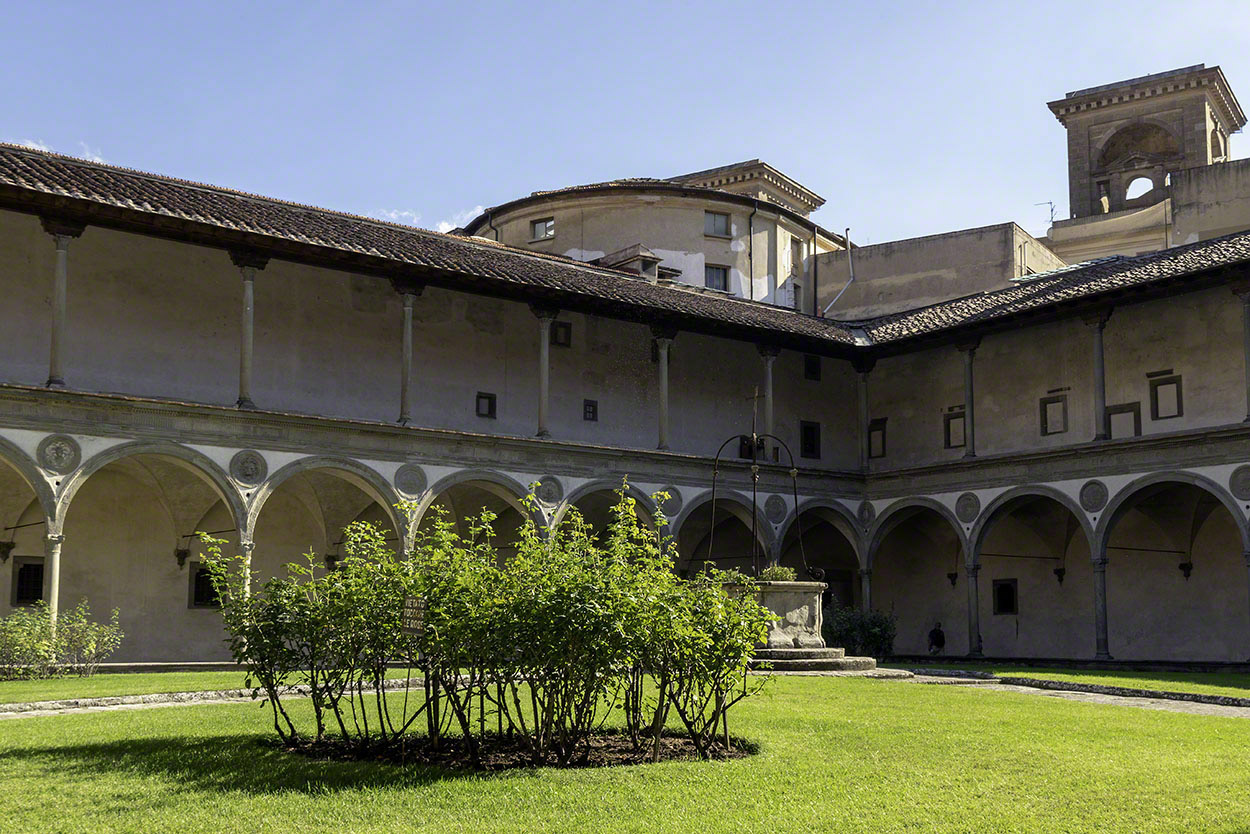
[{"x1": 1048, "y1": 64, "x2": 1245, "y2": 219}]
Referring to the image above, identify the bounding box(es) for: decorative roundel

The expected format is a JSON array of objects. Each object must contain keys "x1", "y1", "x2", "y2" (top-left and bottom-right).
[
  {"x1": 955, "y1": 492, "x2": 981, "y2": 524},
  {"x1": 37, "y1": 434, "x2": 80, "y2": 475},
  {"x1": 394, "y1": 463, "x2": 428, "y2": 497},
  {"x1": 1230, "y1": 466, "x2": 1250, "y2": 501},
  {"x1": 764, "y1": 494, "x2": 787, "y2": 525},
  {"x1": 658, "y1": 486, "x2": 683, "y2": 519},
  {"x1": 229, "y1": 450, "x2": 268, "y2": 487},
  {"x1": 857, "y1": 500, "x2": 876, "y2": 528},
  {"x1": 1079, "y1": 479, "x2": 1110, "y2": 512},
  {"x1": 535, "y1": 475, "x2": 563, "y2": 505}
]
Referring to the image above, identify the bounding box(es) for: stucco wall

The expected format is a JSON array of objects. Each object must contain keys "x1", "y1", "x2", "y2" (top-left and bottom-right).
[{"x1": 1173, "y1": 158, "x2": 1250, "y2": 244}]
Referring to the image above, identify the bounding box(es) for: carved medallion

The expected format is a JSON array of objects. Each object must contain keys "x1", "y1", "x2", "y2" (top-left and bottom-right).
[
  {"x1": 37, "y1": 434, "x2": 80, "y2": 475},
  {"x1": 535, "y1": 475, "x2": 563, "y2": 505},
  {"x1": 658, "y1": 486, "x2": 683, "y2": 519},
  {"x1": 229, "y1": 450, "x2": 268, "y2": 486},
  {"x1": 764, "y1": 494, "x2": 787, "y2": 524},
  {"x1": 394, "y1": 463, "x2": 428, "y2": 497},
  {"x1": 955, "y1": 492, "x2": 981, "y2": 524},
  {"x1": 1079, "y1": 479, "x2": 1110, "y2": 512},
  {"x1": 1230, "y1": 466, "x2": 1250, "y2": 501},
  {"x1": 857, "y1": 500, "x2": 875, "y2": 529}
]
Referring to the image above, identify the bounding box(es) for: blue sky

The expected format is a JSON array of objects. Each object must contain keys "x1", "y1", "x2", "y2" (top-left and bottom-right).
[{"x1": 6, "y1": 1, "x2": 1249, "y2": 243}]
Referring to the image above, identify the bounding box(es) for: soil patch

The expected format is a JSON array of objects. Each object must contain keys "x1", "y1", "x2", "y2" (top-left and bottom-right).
[{"x1": 281, "y1": 730, "x2": 757, "y2": 770}]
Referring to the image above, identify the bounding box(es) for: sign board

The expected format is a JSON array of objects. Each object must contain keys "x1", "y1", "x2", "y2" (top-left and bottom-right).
[{"x1": 401, "y1": 595, "x2": 425, "y2": 638}]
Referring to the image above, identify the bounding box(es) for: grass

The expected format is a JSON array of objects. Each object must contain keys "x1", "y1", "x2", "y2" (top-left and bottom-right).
[
  {"x1": 885, "y1": 660, "x2": 1250, "y2": 698},
  {"x1": 0, "y1": 668, "x2": 419, "y2": 705},
  {"x1": 2, "y1": 675, "x2": 1250, "y2": 832}
]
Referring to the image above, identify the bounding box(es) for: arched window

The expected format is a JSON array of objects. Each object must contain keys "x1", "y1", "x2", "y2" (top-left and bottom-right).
[
  {"x1": 1125, "y1": 176, "x2": 1153, "y2": 200},
  {"x1": 1212, "y1": 128, "x2": 1225, "y2": 160},
  {"x1": 1098, "y1": 124, "x2": 1180, "y2": 169}
]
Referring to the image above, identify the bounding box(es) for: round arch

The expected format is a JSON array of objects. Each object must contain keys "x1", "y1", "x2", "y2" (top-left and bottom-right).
[
  {"x1": 551, "y1": 479, "x2": 658, "y2": 529},
  {"x1": 1094, "y1": 471, "x2": 1250, "y2": 554},
  {"x1": 0, "y1": 434, "x2": 55, "y2": 525},
  {"x1": 776, "y1": 498, "x2": 863, "y2": 567},
  {"x1": 247, "y1": 456, "x2": 403, "y2": 538},
  {"x1": 57, "y1": 440, "x2": 245, "y2": 536},
  {"x1": 866, "y1": 496, "x2": 966, "y2": 569},
  {"x1": 670, "y1": 489, "x2": 776, "y2": 550},
  {"x1": 1094, "y1": 119, "x2": 1181, "y2": 170},
  {"x1": 415, "y1": 468, "x2": 545, "y2": 530},
  {"x1": 969, "y1": 485, "x2": 1094, "y2": 564}
]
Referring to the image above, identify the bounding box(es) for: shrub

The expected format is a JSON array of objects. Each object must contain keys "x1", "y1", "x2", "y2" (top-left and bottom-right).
[
  {"x1": 0, "y1": 600, "x2": 123, "y2": 680},
  {"x1": 758, "y1": 565, "x2": 797, "y2": 582},
  {"x1": 822, "y1": 604, "x2": 897, "y2": 659}
]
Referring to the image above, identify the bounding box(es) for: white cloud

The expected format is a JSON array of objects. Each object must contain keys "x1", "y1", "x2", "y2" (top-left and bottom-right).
[
  {"x1": 370, "y1": 208, "x2": 423, "y2": 226},
  {"x1": 76, "y1": 141, "x2": 105, "y2": 163},
  {"x1": 10, "y1": 138, "x2": 52, "y2": 152},
  {"x1": 435, "y1": 205, "x2": 484, "y2": 233}
]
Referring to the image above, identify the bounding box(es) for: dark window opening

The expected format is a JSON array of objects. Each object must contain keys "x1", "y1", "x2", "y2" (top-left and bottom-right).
[
  {"x1": 12, "y1": 557, "x2": 43, "y2": 606},
  {"x1": 943, "y1": 410, "x2": 966, "y2": 449},
  {"x1": 550, "y1": 320, "x2": 572, "y2": 348},
  {"x1": 803, "y1": 354, "x2": 821, "y2": 381},
  {"x1": 583, "y1": 399, "x2": 598, "y2": 422},
  {"x1": 475, "y1": 392, "x2": 497, "y2": 419},
  {"x1": 993, "y1": 579, "x2": 1018, "y2": 615},
  {"x1": 738, "y1": 434, "x2": 765, "y2": 460},
  {"x1": 705, "y1": 265, "x2": 729, "y2": 291},
  {"x1": 190, "y1": 565, "x2": 220, "y2": 608},
  {"x1": 1149, "y1": 374, "x2": 1182, "y2": 420},
  {"x1": 868, "y1": 418, "x2": 887, "y2": 459},
  {"x1": 1106, "y1": 402, "x2": 1141, "y2": 439},
  {"x1": 800, "y1": 421, "x2": 821, "y2": 459},
  {"x1": 1040, "y1": 394, "x2": 1068, "y2": 436}
]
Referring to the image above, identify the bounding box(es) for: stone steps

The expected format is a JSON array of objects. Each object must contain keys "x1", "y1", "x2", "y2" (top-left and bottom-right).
[
  {"x1": 750, "y1": 647, "x2": 877, "y2": 673},
  {"x1": 755, "y1": 647, "x2": 846, "y2": 660}
]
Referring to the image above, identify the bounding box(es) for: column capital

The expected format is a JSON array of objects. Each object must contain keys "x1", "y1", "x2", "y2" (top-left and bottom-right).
[
  {"x1": 44, "y1": 533, "x2": 65, "y2": 547},
  {"x1": 1081, "y1": 307, "x2": 1113, "y2": 329},
  {"x1": 859, "y1": 567, "x2": 872, "y2": 579},
  {"x1": 956, "y1": 338, "x2": 981, "y2": 355},
  {"x1": 1243, "y1": 549, "x2": 1250, "y2": 567},
  {"x1": 757, "y1": 344, "x2": 781, "y2": 360},
  {"x1": 390, "y1": 277, "x2": 425, "y2": 297},
  {"x1": 240, "y1": 539, "x2": 255, "y2": 554},
  {"x1": 1091, "y1": 556, "x2": 1108, "y2": 571},
  {"x1": 1231, "y1": 280, "x2": 1250, "y2": 301},
  {"x1": 965, "y1": 563, "x2": 980, "y2": 576},
  {"x1": 529, "y1": 302, "x2": 559, "y2": 321},
  {"x1": 229, "y1": 249, "x2": 270, "y2": 271},
  {"x1": 40, "y1": 217, "x2": 86, "y2": 240},
  {"x1": 650, "y1": 323, "x2": 679, "y2": 342},
  {"x1": 851, "y1": 356, "x2": 876, "y2": 375}
]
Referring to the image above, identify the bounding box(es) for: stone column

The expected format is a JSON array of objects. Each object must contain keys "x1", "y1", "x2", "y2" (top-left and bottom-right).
[
  {"x1": 1084, "y1": 310, "x2": 1112, "y2": 441},
  {"x1": 965, "y1": 563, "x2": 983, "y2": 657},
  {"x1": 394, "y1": 280, "x2": 424, "y2": 425},
  {"x1": 652, "y1": 326, "x2": 677, "y2": 450},
  {"x1": 1234, "y1": 285, "x2": 1250, "y2": 421},
  {"x1": 40, "y1": 218, "x2": 85, "y2": 388},
  {"x1": 230, "y1": 251, "x2": 268, "y2": 410},
  {"x1": 758, "y1": 345, "x2": 779, "y2": 456},
  {"x1": 853, "y1": 359, "x2": 875, "y2": 470},
  {"x1": 957, "y1": 340, "x2": 980, "y2": 457},
  {"x1": 531, "y1": 305, "x2": 558, "y2": 437},
  {"x1": 1093, "y1": 550, "x2": 1112, "y2": 660},
  {"x1": 44, "y1": 533, "x2": 64, "y2": 624},
  {"x1": 240, "y1": 539, "x2": 255, "y2": 598},
  {"x1": 860, "y1": 568, "x2": 872, "y2": 612}
]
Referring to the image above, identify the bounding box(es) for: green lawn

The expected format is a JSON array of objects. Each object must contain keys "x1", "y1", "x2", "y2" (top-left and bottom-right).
[
  {"x1": 2, "y1": 676, "x2": 1250, "y2": 833},
  {"x1": 0, "y1": 668, "x2": 420, "y2": 705},
  {"x1": 886, "y1": 661, "x2": 1250, "y2": 698}
]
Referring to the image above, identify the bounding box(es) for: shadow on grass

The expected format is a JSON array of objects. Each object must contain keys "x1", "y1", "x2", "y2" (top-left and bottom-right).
[{"x1": 0, "y1": 733, "x2": 495, "y2": 794}]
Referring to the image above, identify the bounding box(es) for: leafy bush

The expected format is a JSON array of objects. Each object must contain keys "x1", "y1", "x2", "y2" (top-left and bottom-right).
[
  {"x1": 758, "y1": 565, "x2": 796, "y2": 582},
  {"x1": 822, "y1": 604, "x2": 897, "y2": 659},
  {"x1": 0, "y1": 600, "x2": 123, "y2": 680},
  {"x1": 204, "y1": 481, "x2": 773, "y2": 766}
]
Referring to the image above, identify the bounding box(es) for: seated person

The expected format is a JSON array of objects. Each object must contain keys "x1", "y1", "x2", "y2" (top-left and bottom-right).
[{"x1": 927, "y1": 622, "x2": 946, "y2": 655}]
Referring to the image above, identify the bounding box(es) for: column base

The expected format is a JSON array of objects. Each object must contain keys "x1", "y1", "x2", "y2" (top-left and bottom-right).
[
  {"x1": 962, "y1": 451, "x2": 976, "y2": 459},
  {"x1": 45, "y1": 377, "x2": 65, "y2": 388},
  {"x1": 657, "y1": 443, "x2": 669, "y2": 451},
  {"x1": 1093, "y1": 433, "x2": 1109, "y2": 442},
  {"x1": 1095, "y1": 652, "x2": 1113, "y2": 661},
  {"x1": 535, "y1": 429, "x2": 551, "y2": 438},
  {"x1": 966, "y1": 650, "x2": 984, "y2": 659},
  {"x1": 236, "y1": 397, "x2": 256, "y2": 410},
  {"x1": 397, "y1": 416, "x2": 410, "y2": 426}
]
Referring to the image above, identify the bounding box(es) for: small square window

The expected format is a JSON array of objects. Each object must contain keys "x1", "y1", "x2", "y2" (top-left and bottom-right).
[
  {"x1": 705, "y1": 265, "x2": 728, "y2": 291},
  {"x1": 189, "y1": 564, "x2": 220, "y2": 608},
  {"x1": 800, "y1": 421, "x2": 821, "y2": 459},
  {"x1": 475, "y1": 391, "x2": 497, "y2": 419},
  {"x1": 992, "y1": 579, "x2": 1018, "y2": 615},
  {"x1": 1040, "y1": 395, "x2": 1068, "y2": 436},
  {"x1": 551, "y1": 320, "x2": 572, "y2": 348},
  {"x1": 868, "y1": 418, "x2": 887, "y2": 459},
  {"x1": 583, "y1": 399, "x2": 598, "y2": 422},
  {"x1": 1149, "y1": 374, "x2": 1182, "y2": 420},
  {"x1": 11, "y1": 557, "x2": 43, "y2": 606},
  {"x1": 803, "y1": 354, "x2": 821, "y2": 381},
  {"x1": 1106, "y1": 402, "x2": 1141, "y2": 439},
  {"x1": 943, "y1": 410, "x2": 966, "y2": 449},
  {"x1": 530, "y1": 217, "x2": 555, "y2": 240},
  {"x1": 704, "y1": 211, "x2": 730, "y2": 237},
  {"x1": 738, "y1": 434, "x2": 764, "y2": 460}
]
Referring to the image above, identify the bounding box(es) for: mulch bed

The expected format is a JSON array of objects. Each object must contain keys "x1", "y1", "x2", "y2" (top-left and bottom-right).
[{"x1": 281, "y1": 730, "x2": 756, "y2": 770}]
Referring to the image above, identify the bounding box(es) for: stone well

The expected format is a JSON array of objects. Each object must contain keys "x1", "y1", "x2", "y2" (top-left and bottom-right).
[{"x1": 725, "y1": 580, "x2": 827, "y2": 649}]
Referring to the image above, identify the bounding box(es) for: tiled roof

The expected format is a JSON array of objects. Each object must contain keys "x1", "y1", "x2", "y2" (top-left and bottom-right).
[
  {"x1": 0, "y1": 144, "x2": 859, "y2": 348},
  {"x1": 1, "y1": 143, "x2": 1249, "y2": 353}
]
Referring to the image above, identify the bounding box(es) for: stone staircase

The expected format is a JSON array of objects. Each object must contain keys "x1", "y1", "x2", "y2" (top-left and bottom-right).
[{"x1": 750, "y1": 647, "x2": 878, "y2": 673}]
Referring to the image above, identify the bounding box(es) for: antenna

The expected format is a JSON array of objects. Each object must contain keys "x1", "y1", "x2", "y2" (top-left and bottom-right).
[{"x1": 1034, "y1": 200, "x2": 1057, "y2": 226}]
